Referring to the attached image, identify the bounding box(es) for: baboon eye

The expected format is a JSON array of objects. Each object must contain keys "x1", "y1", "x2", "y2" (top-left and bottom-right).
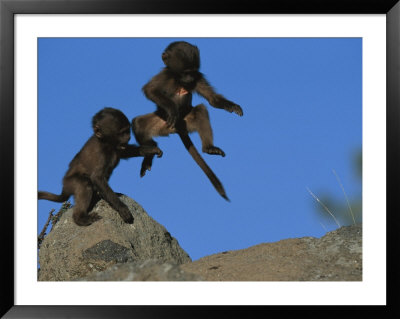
[
  {"x1": 120, "y1": 129, "x2": 129, "y2": 137},
  {"x1": 119, "y1": 127, "x2": 130, "y2": 135}
]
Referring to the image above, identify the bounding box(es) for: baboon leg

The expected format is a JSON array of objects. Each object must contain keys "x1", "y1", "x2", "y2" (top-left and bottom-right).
[
  {"x1": 184, "y1": 104, "x2": 225, "y2": 157},
  {"x1": 132, "y1": 113, "x2": 171, "y2": 177},
  {"x1": 71, "y1": 179, "x2": 101, "y2": 226},
  {"x1": 87, "y1": 191, "x2": 102, "y2": 212}
]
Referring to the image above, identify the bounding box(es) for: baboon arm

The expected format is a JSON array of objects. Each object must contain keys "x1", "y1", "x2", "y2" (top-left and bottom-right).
[
  {"x1": 90, "y1": 174, "x2": 124, "y2": 210},
  {"x1": 120, "y1": 145, "x2": 163, "y2": 159},
  {"x1": 194, "y1": 77, "x2": 225, "y2": 108},
  {"x1": 194, "y1": 77, "x2": 219, "y2": 102},
  {"x1": 195, "y1": 77, "x2": 243, "y2": 116},
  {"x1": 143, "y1": 82, "x2": 179, "y2": 126},
  {"x1": 143, "y1": 82, "x2": 177, "y2": 114},
  {"x1": 119, "y1": 144, "x2": 143, "y2": 158}
]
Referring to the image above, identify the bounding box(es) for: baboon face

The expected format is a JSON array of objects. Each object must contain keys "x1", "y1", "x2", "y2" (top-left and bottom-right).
[
  {"x1": 92, "y1": 107, "x2": 131, "y2": 149},
  {"x1": 162, "y1": 41, "x2": 201, "y2": 82},
  {"x1": 112, "y1": 123, "x2": 131, "y2": 150}
]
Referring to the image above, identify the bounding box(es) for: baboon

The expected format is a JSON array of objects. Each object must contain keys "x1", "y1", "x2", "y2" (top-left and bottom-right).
[
  {"x1": 132, "y1": 41, "x2": 243, "y2": 200},
  {"x1": 38, "y1": 107, "x2": 162, "y2": 226}
]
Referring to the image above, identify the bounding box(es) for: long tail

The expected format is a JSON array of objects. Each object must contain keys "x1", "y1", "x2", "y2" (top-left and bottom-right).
[
  {"x1": 38, "y1": 190, "x2": 70, "y2": 203},
  {"x1": 177, "y1": 130, "x2": 229, "y2": 201}
]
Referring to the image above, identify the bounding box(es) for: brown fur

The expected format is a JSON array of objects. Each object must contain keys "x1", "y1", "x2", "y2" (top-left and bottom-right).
[
  {"x1": 38, "y1": 107, "x2": 162, "y2": 226},
  {"x1": 132, "y1": 41, "x2": 243, "y2": 200}
]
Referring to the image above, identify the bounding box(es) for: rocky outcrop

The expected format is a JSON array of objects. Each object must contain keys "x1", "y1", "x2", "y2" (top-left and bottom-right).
[
  {"x1": 181, "y1": 224, "x2": 362, "y2": 281},
  {"x1": 38, "y1": 195, "x2": 191, "y2": 281},
  {"x1": 38, "y1": 194, "x2": 362, "y2": 281}
]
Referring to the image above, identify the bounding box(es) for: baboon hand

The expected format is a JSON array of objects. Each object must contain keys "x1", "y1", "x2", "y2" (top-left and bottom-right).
[
  {"x1": 140, "y1": 156, "x2": 153, "y2": 178},
  {"x1": 227, "y1": 103, "x2": 243, "y2": 116},
  {"x1": 211, "y1": 96, "x2": 243, "y2": 116},
  {"x1": 154, "y1": 147, "x2": 163, "y2": 158},
  {"x1": 118, "y1": 205, "x2": 134, "y2": 224},
  {"x1": 141, "y1": 145, "x2": 163, "y2": 158}
]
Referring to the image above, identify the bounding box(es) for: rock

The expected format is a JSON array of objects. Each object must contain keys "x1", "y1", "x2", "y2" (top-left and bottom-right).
[
  {"x1": 77, "y1": 260, "x2": 203, "y2": 281},
  {"x1": 38, "y1": 195, "x2": 191, "y2": 281},
  {"x1": 181, "y1": 224, "x2": 362, "y2": 281},
  {"x1": 38, "y1": 196, "x2": 362, "y2": 282}
]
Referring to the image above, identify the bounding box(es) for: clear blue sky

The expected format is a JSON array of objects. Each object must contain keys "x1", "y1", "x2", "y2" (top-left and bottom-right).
[{"x1": 38, "y1": 38, "x2": 362, "y2": 261}]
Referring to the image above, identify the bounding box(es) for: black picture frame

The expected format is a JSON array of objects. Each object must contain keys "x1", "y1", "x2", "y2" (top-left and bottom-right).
[{"x1": 1, "y1": 0, "x2": 399, "y2": 317}]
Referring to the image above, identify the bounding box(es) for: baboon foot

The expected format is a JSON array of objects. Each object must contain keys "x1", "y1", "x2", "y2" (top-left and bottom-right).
[
  {"x1": 203, "y1": 146, "x2": 226, "y2": 157},
  {"x1": 73, "y1": 212, "x2": 102, "y2": 226},
  {"x1": 118, "y1": 206, "x2": 134, "y2": 224},
  {"x1": 140, "y1": 157, "x2": 153, "y2": 177}
]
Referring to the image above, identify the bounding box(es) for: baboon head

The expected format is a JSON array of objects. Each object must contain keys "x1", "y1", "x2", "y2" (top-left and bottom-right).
[{"x1": 92, "y1": 107, "x2": 131, "y2": 149}]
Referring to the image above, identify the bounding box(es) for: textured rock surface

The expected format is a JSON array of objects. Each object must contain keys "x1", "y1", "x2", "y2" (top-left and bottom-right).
[
  {"x1": 77, "y1": 260, "x2": 203, "y2": 281},
  {"x1": 38, "y1": 195, "x2": 191, "y2": 281},
  {"x1": 38, "y1": 195, "x2": 362, "y2": 282},
  {"x1": 181, "y1": 224, "x2": 362, "y2": 281}
]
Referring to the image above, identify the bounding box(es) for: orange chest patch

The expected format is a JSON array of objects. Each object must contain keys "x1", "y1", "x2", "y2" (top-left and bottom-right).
[{"x1": 176, "y1": 87, "x2": 189, "y2": 96}]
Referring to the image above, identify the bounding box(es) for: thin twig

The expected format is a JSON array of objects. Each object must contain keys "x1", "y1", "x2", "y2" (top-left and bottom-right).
[
  {"x1": 50, "y1": 201, "x2": 72, "y2": 231},
  {"x1": 332, "y1": 169, "x2": 356, "y2": 225},
  {"x1": 38, "y1": 201, "x2": 72, "y2": 249},
  {"x1": 306, "y1": 187, "x2": 341, "y2": 228},
  {"x1": 38, "y1": 208, "x2": 55, "y2": 249}
]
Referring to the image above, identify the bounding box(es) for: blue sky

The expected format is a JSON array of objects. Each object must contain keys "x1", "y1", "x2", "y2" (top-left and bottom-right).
[{"x1": 38, "y1": 38, "x2": 362, "y2": 261}]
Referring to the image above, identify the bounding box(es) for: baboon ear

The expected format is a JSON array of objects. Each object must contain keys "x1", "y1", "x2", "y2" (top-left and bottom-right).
[{"x1": 94, "y1": 125, "x2": 102, "y2": 138}]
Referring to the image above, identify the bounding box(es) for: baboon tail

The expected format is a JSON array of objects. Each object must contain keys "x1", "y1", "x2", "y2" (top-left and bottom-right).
[
  {"x1": 38, "y1": 190, "x2": 70, "y2": 203},
  {"x1": 177, "y1": 130, "x2": 230, "y2": 201}
]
